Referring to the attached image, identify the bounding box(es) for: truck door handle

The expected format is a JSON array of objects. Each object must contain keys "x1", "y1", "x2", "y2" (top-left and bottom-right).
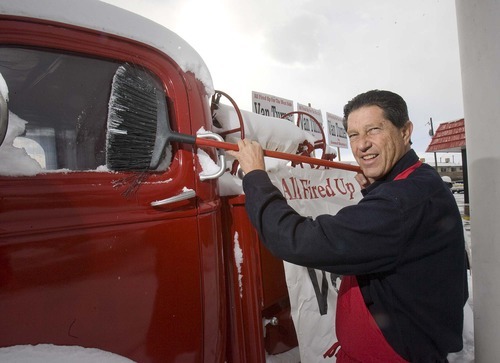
[
  {"x1": 151, "y1": 189, "x2": 196, "y2": 207},
  {"x1": 197, "y1": 132, "x2": 226, "y2": 181}
]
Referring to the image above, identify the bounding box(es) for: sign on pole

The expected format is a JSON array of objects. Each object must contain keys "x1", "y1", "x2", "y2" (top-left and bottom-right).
[
  {"x1": 297, "y1": 102, "x2": 324, "y2": 141},
  {"x1": 326, "y1": 112, "x2": 348, "y2": 149},
  {"x1": 251, "y1": 91, "x2": 294, "y2": 121}
]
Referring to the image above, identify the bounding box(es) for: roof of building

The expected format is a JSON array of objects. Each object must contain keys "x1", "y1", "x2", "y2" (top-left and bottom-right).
[{"x1": 426, "y1": 118, "x2": 466, "y2": 152}]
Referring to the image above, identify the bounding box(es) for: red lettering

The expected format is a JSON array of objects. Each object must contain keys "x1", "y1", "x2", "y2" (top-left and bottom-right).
[
  {"x1": 325, "y1": 178, "x2": 336, "y2": 197},
  {"x1": 311, "y1": 185, "x2": 320, "y2": 199},
  {"x1": 281, "y1": 178, "x2": 294, "y2": 200},
  {"x1": 317, "y1": 185, "x2": 326, "y2": 198},
  {"x1": 291, "y1": 177, "x2": 302, "y2": 199},
  {"x1": 346, "y1": 182, "x2": 356, "y2": 200},
  {"x1": 334, "y1": 178, "x2": 348, "y2": 195},
  {"x1": 300, "y1": 179, "x2": 310, "y2": 199}
]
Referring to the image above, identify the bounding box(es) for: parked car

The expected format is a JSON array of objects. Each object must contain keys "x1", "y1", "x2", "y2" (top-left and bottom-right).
[
  {"x1": 441, "y1": 176, "x2": 453, "y2": 188},
  {"x1": 452, "y1": 180, "x2": 465, "y2": 194}
]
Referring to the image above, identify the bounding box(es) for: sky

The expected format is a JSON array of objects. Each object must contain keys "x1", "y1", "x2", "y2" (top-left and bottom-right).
[{"x1": 99, "y1": 0, "x2": 464, "y2": 163}]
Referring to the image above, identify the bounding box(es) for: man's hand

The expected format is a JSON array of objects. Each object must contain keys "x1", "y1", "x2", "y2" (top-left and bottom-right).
[
  {"x1": 228, "y1": 139, "x2": 266, "y2": 174},
  {"x1": 355, "y1": 172, "x2": 373, "y2": 189}
]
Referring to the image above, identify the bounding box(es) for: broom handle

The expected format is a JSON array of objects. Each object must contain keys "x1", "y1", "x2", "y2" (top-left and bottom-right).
[{"x1": 194, "y1": 137, "x2": 362, "y2": 173}]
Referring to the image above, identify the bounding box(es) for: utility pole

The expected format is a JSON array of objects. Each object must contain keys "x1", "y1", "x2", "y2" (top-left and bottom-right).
[{"x1": 428, "y1": 117, "x2": 438, "y2": 170}]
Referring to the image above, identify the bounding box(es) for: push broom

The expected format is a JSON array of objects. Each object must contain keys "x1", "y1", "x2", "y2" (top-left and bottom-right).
[{"x1": 106, "y1": 64, "x2": 361, "y2": 174}]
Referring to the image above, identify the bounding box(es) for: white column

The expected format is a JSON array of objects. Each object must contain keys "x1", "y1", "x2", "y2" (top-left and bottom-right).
[{"x1": 455, "y1": 1, "x2": 500, "y2": 361}]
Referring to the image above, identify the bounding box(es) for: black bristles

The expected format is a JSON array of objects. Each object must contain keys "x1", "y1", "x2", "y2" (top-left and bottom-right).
[{"x1": 106, "y1": 64, "x2": 162, "y2": 171}]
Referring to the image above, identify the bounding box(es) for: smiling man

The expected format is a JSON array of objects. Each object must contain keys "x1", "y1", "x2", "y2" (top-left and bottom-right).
[
  {"x1": 229, "y1": 90, "x2": 468, "y2": 362},
  {"x1": 346, "y1": 98, "x2": 412, "y2": 187}
]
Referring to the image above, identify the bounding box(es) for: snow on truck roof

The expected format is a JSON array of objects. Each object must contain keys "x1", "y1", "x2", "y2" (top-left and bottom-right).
[{"x1": 0, "y1": 0, "x2": 214, "y2": 94}]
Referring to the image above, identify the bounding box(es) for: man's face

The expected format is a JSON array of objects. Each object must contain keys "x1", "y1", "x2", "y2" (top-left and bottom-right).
[{"x1": 347, "y1": 105, "x2": 412, "y2": 181}]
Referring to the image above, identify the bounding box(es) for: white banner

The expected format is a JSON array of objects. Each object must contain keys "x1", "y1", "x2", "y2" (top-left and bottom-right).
[{"x1": 268, "y1": 166, "x2": 362, "y2": 363}]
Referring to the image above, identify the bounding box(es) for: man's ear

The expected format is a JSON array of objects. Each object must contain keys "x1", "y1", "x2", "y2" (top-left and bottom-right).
[{"x1": 402, "y1": 121, "x2": 413, "y2": 145}]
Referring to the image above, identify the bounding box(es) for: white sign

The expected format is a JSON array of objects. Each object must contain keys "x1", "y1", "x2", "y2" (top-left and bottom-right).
[
  {"x1": 296, "y1": 103, "x2": 324, "y2": 141},
  {"x1": 326, "y1": 112, "x2": 348, "y2": 149},
  {"x1": 252, "y1": 91, "x2": 294, "y2": 121}
]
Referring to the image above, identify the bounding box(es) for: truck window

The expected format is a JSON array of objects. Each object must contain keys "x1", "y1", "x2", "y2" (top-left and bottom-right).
[{"x1": 0, "y1": 47, "x2": 171, "y2": 175}]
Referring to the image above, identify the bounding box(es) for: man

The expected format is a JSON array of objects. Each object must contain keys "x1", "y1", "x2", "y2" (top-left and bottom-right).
[{"x1": 228, "y1": 90, "x2": 468, "y2": 362}]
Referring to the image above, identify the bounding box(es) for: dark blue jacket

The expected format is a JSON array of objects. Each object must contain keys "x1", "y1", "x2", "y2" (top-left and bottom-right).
[{"x1": 243, "y1": 149, "x2": 468, "y2": 362}]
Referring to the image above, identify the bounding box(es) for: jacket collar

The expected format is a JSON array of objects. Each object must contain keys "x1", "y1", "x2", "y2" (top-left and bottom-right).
[{"x1": 364, "y1": 149, "x2": 419, "y2": 193}]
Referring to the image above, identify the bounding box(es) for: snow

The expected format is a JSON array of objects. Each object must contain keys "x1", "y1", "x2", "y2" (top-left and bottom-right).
[
  {"x1": 0, "y1": 344, "x2": 135, "y2": 363},
  {"x1": 0, "y1": 111, "x2": 43, "y2": 176},
  {"x1": 448, "y1": 271, "x2": 475, "y2": 362},
  {"x1": 266, "y1": 346, "x2": 301, "y2": 363},
  {"x1": 0, "y1": 73, "x2": 43, "y2": 176},
  {"x1": 233, "y1": 232, "x2": 244, "y2": 299},
  {"x1": 197, "y1": 148, "x2": 223, "y2": 176},
  {"x1": 0, "y1": 0, "x2": 214, "y2": 94},
  {"x1": 0, "y1": 70, "x2": 8, "y2": 100}
]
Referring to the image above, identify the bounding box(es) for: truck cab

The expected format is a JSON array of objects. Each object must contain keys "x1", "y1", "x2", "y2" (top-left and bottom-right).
[{"x1": 0, "y1": 1, "x2": 297, "y2": 361}]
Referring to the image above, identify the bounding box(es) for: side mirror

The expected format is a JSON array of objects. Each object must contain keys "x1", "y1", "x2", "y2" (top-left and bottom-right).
[{"x1": 0, "y1": 92, "x2": 8, "y2": 146}]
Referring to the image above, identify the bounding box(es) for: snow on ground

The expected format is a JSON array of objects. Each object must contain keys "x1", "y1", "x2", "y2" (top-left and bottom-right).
[{"x1": 0, "y1": 345, "x2": 134, "y2": 363}]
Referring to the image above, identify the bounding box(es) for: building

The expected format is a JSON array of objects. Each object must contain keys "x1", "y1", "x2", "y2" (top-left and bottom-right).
[{"x1": 422, "y1": 159, "x2": 463, "y2": 181}]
